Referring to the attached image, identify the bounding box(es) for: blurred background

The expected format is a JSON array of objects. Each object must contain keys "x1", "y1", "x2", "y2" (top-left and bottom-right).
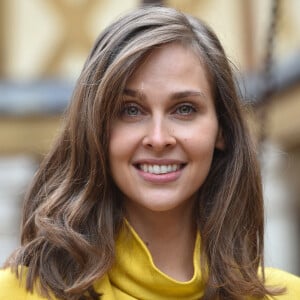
[{"x1": 0, "y1": 0, "x2": 299, "y2": 275}]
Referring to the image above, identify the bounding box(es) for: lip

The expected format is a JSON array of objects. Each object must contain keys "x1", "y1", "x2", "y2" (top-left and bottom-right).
[
  {"x1": 133, "y1": 158, "x2": 186, "y2": 165},
  {"x1": 133, "y1": 159, "x2": 186, "y2": 184}
]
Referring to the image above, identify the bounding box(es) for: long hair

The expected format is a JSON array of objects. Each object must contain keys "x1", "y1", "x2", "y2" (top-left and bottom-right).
[{"x1": 9, "y1": 6, "x2": 282, "y2": 300}]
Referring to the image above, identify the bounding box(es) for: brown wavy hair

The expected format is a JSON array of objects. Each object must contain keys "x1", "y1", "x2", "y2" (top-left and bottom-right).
[{"x1": 8, "y1": 6, "x2": 282, "y2": 300}]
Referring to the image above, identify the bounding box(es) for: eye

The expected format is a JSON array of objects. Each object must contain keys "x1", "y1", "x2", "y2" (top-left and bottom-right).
[
  {"x1": 175, "y1": 104, "x2": 196, "y2": 115},
  {"x1": 120, "y1": 103, "x2": 143, "y2": 118},
  {"x1": 125, "y1": 105, "x2": 140, "y2": 116}
]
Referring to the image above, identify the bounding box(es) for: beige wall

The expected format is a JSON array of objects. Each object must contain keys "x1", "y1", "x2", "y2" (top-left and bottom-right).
[
  {"x1": 3, "y1": 0, "x2": 300, "y2": 77},
  {"x1": 4, "y1": 0, "x2": 139, "y2": 80}
]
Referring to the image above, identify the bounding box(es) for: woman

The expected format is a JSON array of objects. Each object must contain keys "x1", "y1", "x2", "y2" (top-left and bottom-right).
[{"x1": 1, "y1": 6, "x2": 299, "y2": 300}]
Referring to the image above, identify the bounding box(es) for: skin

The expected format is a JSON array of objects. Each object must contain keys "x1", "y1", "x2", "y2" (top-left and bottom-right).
[{"x1": 109, "y1": 42, "x2": 224, "y2": 281}]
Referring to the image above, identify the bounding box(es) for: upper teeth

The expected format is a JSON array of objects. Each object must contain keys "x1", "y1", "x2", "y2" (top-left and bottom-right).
[{"x1": 139, "y1": 164, "x2": 180, "y2": 174}]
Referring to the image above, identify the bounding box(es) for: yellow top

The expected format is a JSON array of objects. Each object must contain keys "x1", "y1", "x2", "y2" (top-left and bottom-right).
[{"x1": 0, "y1": 221, "x2": 300, "y2": 299}]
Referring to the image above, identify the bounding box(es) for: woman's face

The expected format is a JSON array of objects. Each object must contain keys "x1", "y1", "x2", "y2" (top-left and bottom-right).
[{"x1": 109, "y1": 42, "x2": 223, "y2": 216}]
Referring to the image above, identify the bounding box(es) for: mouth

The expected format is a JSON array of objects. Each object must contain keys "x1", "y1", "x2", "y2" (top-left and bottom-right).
[{"x1": 134, "y1": 163, "x2": 186, "y2": 175}]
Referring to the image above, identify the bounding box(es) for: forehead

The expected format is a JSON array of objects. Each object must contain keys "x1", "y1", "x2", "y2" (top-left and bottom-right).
[
  {"x1": 133, "y1": 42, "x2": 203, "y2": 72},
  {"x1": 126, "y1": 42, "x2": 212, "y2": 95}
]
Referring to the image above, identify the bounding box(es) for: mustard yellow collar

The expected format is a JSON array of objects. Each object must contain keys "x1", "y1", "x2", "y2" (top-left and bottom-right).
[{"x1": 108, "y1": 220, "x2": 204, "y2": 299}]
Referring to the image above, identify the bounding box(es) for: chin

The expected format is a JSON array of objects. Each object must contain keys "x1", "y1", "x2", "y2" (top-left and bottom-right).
[{"x1": 128, "y1": 195, "x2": 194, "y2": 214}]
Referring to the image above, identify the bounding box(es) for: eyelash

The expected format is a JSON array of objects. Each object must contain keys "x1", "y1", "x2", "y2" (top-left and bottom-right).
[
  {"x1": 120, "y1": 102, "x2": 198, "y2": 119},
  {"x1": 173, "y1": 103, "x2": 197, "y2": 116},
  {"x1": 120, "y1": 103, "x2": 143, "y2": 117}
]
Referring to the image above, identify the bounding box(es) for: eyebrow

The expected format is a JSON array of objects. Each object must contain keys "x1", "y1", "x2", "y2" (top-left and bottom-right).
[{"x1": 123, "y1": 88, "x2": 207, "y2": 100}]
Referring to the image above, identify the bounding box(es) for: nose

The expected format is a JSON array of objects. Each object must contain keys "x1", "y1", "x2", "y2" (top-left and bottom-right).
[{"x1": 142, "y1": 117, "x2": 176, "y2": 151}]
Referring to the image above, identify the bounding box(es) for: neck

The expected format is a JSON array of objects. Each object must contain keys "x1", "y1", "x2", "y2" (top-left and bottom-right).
[
  {"x1": 124, "y1": 201, "x2": 197, "y2": 281},
  {"x1": 126, "y1": 206, "x2": 195, "y2": 241}
]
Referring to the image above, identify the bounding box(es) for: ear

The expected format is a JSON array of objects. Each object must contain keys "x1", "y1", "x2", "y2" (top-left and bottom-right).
[{"x1": 215, "y1": 128, "x2": 225, "y2": 150}]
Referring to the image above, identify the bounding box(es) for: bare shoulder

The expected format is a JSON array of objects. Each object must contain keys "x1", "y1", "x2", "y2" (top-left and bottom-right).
[
  {"x1": 0, "y1": 267, "x2": 47, "y2": 300},
  {"x1": 265, "y1": 267, "x2": 300, "y2": 299}
]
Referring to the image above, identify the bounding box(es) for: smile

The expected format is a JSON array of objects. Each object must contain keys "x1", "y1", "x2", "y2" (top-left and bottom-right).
[{"x1": 137, "y1": 164, "x2": 184, "y2": 175}]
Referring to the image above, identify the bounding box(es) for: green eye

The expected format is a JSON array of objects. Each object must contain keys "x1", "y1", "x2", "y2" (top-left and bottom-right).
[
  {"x1": 120, "y1": 103, "x2": 142, "y2": 118},
  {"x1": 176, "y1": 104, "x2": 196, "y2": 115},
  {"x1": 126, "y1": 105, "x2": 139, "y2": 116}
]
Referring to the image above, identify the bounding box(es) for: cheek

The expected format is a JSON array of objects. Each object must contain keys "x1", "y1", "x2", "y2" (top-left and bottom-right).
[
  {"x1": 183, "y1": 138, "x2": 216, "y2": 162},
  {"x1": 109, "y1": 125, "x2": 141, "y2": 161},
  {"x1": 179, "y1": 124, "x2": 219, "y2": 154}
]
